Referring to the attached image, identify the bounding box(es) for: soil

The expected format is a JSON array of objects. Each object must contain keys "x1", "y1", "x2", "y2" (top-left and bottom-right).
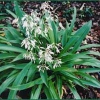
[{"x1": 0, "y1": 1, "x2": 100, "y2": 99}]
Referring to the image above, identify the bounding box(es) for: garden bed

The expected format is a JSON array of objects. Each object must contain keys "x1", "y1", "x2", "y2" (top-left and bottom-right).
[{"x1": 0, "y1": 1, "x2": 100, "y2": 99}]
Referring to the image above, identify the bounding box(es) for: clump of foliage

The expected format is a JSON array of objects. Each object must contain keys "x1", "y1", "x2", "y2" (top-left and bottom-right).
[{"x1": 0, "y1": 1, "x2": 100, "y2": 99}]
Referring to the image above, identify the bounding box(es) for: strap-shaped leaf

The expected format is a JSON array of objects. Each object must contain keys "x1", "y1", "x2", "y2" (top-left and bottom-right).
[
  {"x1": 40, "y1": 71, "x2": 49, "y2": 87},
  {"x1": 8, "y1": 78, "x2": 43, "y2": 90},
  {"x1": 0, "y1": 64, "x2": 15, "y2": 72},
  {"x1": 0, "y1": 73, "x2": 17, "y2": 94},
  {"x1": 0, "y1": 44, "x2": 26, "y2": 53},
  {"x1": 67, "y1": 83, "x2": 81, "y2": 99},
  {"x1": 31, "y1": 84, "x2": 42, "y2": 99},
  {"x1": 11, "y1": 53, "x2": 23, "y2": 62},
  {"x1": 77, "y1": 72, "x2": 100, "y2": 87},
  {"x1": 6, "y1": 27, "x2": 23, "y2": 40},
  {"x1": 44, "y1": 86, "x2": 53, "y2": 99},
  {"x1": 60, "y1": 21, "x2": 92, "y2": 56},
  {"x1": 8, "y1": 62, "x2": 32, "y2": 99},
  {"x1": 79, "y1": 68, "x2": 100, "y2": 73},
  {"x1": 6, "y1": 9, "x2": 17, "y2": 18},
  {"x1": 78, "y1": 44, "x2": 100, "y2": 50},
  {"x1": 57, "y1": 76, "x2": 62, "y2": 98},
  {"x1": 49, "y1": 80, "x2": 60, "y2": 99},
  {"x1": 14, "y1": 1, "x2": 25, "y2": 19},
  {"x1": 0, "y1": 53, "x2": 17, "y2": 59}
]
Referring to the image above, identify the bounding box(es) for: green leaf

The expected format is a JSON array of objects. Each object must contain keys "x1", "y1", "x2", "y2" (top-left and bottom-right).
[
  {"x1": 77, "y1": 72, "x2": 100, "y2": 87},
  {"x1": 30, "y1": 86, "x2": 37, "y2": 99},
  {"x1": 60, "y1": 21, "x2": 92, "y2": 56},
  {"x1": 61, "y1": 22, "x2": 69, "y2": 47},
  {"x1": 57, "y1": 76, "x2": 62, "y2": 98},
  {"x1": 8, "y1": 75, "x2": 54, "y2": 91},
  {"x1": 48, "y1": 28, "x2": 55, "y2": 43},
  {"x1": 26, "y1": 64, "x2": 37, "y2": 82},
  {"x1": 50, "y1": 20, "x2": 58, "y2": 43},
  {"x1": 40, "y1": 71, "x2": 49, "y2": 87},
  {"x1": 71, "y1": 21, "x2": 92, "y2": 53},
  {"x1": 54, "y1": 66, "x2": 77, "y2": 72},
  {"x1": 61, "y1": 53, "x2": 91, "y2": 62},
  {"x1": 8, "y1": 78, "x2": 43, "y2": 90},
  {"x1": 14, "y1": 1, "x2": 25, "y2": 19},
  {"x1": 8, "y1": 62, "x2": 32, "y2": 99},
  {"x1": 0, "y1": 44, "x2": 26, "y2": 53},
  {"x1": 0, "y1": 74, "x2": 17, "y2": 94},
  {"x1": 80, "y1": 79, "x2": 100, "y2": 88},
  {"x1": 60, "y1": 71, "x2": 78, "y2": 80},
  {"x1": 12, "y1": 53, "x2": 23, "y2": 62},
  {"x1": 4, "y1": 29, "x2": 14, "y2": 40},
  {"x1": 67, "y1": 83, "x2": 81, "y2": 99},
  {"x1": 61, "y1": 7, "x2": 76, "y2": 47},
  {"x1": 0, "y1": 64, "x2": 15, "y2": 72},
  {"x1": 49, "y1": 80, "x2": 60, "y2": 99},
  {"x1": 14, "y1": 1, "x2": 25, "y2": 31},
  {"x1": 44, "y1": 86, "x2": 53, "y2": 99},
  {"x1": 72, "y1": 58, "x2": 100, "y2": 68},
  {"x1": 69, "y1": 7, "x2": 76, "y2": 35},
  {"x1": 32, "y1": 84, "x2": 42, "y2": 99},
  {"x1": 85, "y1": 51, "x2": 100, "y2": 57},
  {"x1": 0, "y1": 53, "x2": 17, "y2": 59},
  {"x1": 78, "y1": 44, "x2": 100, "y2": 50},
  {"x1": 79, "y1": 68, "x2": 100, "y2": 73},
  {"x1": 6, "y1": 27, "x2": 23, "y2": 41},
  {"x1": 6, "y1": 9, "x2": 17, "y2": 18}
]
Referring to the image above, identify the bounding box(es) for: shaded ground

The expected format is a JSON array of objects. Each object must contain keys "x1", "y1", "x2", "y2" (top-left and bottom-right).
[{"x1": 0, "y1": 1, "x2": 100, "y2": 99}]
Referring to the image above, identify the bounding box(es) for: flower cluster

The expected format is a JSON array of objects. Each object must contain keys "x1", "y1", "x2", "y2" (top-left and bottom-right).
[{"x1": 21, "y1": 2, "x2": 63, "y2": 72}]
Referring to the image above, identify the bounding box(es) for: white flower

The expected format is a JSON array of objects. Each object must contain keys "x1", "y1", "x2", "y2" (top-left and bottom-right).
[
  {"x1": 59, "y1": 22, "x2": 65, "y2": 29},
  {"x1": 35, "y1": 27, "x2": 42, "y2": 35},
  {"x1": 37, "y1": 64, "x2": 50, "y2": 72},
  {"x1": 30, "y1": 39, "x2": 36, "y2": 48},
  {"x1": 44, "y1": 28, "x2": 48, "y2": 34},
  {"x1": 40, "y1": 2, "x2": 53, "y2": 10},
  {"x1": 44, "y1": 49, "x2": 54, "y2": 63},
  {"x1": 23, "y1": 51, "x2": 36, "y2": 62},
  {"x1": 21, "y1": 38, "x2": 31, "y2": 50},
  {"x1": 12, "y1": 18, "x2": 18, "y2": 24},
  {"x1": 23, "y1": 20, "x2": 28, "y2": 28},
  {"x1": 47, "y1": 44, "x2": 53, "y2": 49},
  {"x1": 53, "y1": 59, "x2": 62, "y2": 69}
]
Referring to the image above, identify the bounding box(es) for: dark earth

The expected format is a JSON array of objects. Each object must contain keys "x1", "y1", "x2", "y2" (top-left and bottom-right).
[{"x1": 0, "y1": 1, "x2": 100, "y2": 99}]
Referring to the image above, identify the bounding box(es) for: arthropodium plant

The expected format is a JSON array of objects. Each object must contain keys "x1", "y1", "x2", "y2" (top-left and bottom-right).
[{"x1": 0, "y1": 1, "x2": 100, "y2": 99}]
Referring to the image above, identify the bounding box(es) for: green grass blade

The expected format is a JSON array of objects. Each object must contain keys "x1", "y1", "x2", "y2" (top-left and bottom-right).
[
  {"x1": 79, "y1": 68, "x2": 100, "y2": 73},
  {"x1": 6, "y1": 27, "x2": 22, "y2": 41},
  {"x1": 6, "y1": 9, "x2": 17, "y2": 18},
  {"x1": 0, "y1": 53, "x2": 17, "y2": 59},
  {"x1": 26, "y1": 65, "x2": 37, "y2": 82},
  {"x1": 32, "y1": 84, "x2": 42, "y2": 99},
  {"x1": 11, "y1": 53, "x2": 23, "y2": 62},
  {"x1": 40, "y1": 71, "x2": 49, "y2": 87},
  {"x1": 14, "y1": 1, "x2": 25, "y2": 19},
  {"x1": 0, "y1": 74, "x2": 17, "y2": 94},
  {"x1": 78, "y1": 44, "x2": 100, "y2": 50},
  {"x1": 8, "y1": 78, "x2": 43, "y2": 90},
  {"x1": 44, "y1": 86, "x2": 53, "y2": 99},
  {"x1": 0, "y1": 44, "x2": 26, "y2": 53},
  {"x1": 57, "y1": 76, "x2": 62, "y2": 98},
  {"x1": 8, "y1": 62, "x2": 32, "y2": 99},
  {"x1": 67, "y1": 83, "x2": 81, "y2": 99},
  {"x1": 60, "y1": 21, "x2": 92, "y2": 56},
  {"x1": 0, "y1": 64, "x2": 15, "y2": 72},
  {"x1": 71, "y1": 21, "x2": 92, "y2": 53},
  {"x1": 49, "y1": 80, "x2": 60, "y2": 99},
  {"x1": 77, "y1": 72, "x2": 100, "y2": 87}
]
